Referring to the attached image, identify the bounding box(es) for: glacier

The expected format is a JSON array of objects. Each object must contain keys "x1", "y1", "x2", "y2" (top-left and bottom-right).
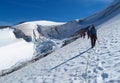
[{"x1": 0, "y1": 0, "x2": 120, "y2": 83}]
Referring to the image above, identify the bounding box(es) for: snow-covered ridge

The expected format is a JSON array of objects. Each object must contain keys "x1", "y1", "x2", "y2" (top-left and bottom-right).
[
  {"x1": 26, "y1": 20, "x2": 65, "y2": 26},
  {"x1": 12, "y1": 20, "x2": 66, "y2": 40},
  {"x1": 12, "y1": 20, "x2": 81, "y2": 41},
  {"x1": 13, "y1": 20, "x2": 65, "y2": 35},
  {"x1": 79, "y1": 0, "x2": 120, "y2": 25}
]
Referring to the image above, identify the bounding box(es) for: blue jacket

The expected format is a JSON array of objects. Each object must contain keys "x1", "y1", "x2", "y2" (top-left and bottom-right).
[{"x1": 91, "y1": 27, "x2": 96, "y2": 35}]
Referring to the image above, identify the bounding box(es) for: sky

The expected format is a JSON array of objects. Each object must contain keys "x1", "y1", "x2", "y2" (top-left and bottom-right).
[{"x1": 0, "y1": 0, "x2": 113, "y2": 25}]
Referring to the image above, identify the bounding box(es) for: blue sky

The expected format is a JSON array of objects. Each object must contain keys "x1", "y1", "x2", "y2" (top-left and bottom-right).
[{"x1": 0, "y1": 0, "x2": 113, "y2": 25}]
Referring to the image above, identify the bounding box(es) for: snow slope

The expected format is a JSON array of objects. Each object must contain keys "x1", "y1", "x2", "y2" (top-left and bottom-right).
[
  {"x1": 0, "y1": 21, "x2": 65, "y2": 72},
  {"x1": 0, "y1": 41, "x2": 34, "y2": 71},
  {"x1": 1, "y1": 9, "x2": 120, "y2": 82},
  {"x1": 1, "y1": 0, "x2": 120, "y2": 83},
  {"x1": 0, "y1": 28, "x2": 34, "y2": 72},
  {"x1": 0, "y1": 28, "x2": 17, "y2": 47}
]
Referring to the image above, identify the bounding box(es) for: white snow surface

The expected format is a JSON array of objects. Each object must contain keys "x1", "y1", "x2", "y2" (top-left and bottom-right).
[
  {"x1": 0, "y1": 20, "x2": 65, "y2": 73},
  {"x1": 0, "y1": 28, "x2": 18, "y2": 47},
  {"x1": 1, "y1": 13, "x2": 120, "y2": 83},
  {"x1": 13, "y1": 20, "x2": 65, "y2": 36},
  {"x1": 0, "y1": 28, "x2": 62, "y2": 72},
  {"x1": 1, "y1": 1, "x2": 120, "y2": 83},
  {"x1": 0, "y1": 28, "x2": 34, "y2": 71},
  {"x1": 0, "y1": 40, "x2": 34, "y2": 71},
  {"x1": 0, "y1": 21, "x2": 65, "y2": 72},
  {"x1": 28, "y1": 20, "x2": 65, "y2": 26}
]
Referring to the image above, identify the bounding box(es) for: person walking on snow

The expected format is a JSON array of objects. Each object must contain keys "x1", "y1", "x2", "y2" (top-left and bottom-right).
[{"x1": 87, "y1": 24, "x2": 97, "y2": 48}]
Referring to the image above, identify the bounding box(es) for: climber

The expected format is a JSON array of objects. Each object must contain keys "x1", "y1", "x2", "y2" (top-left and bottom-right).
[{"x1": 87, "y1": 24, "x2": 97, "y2": 48}]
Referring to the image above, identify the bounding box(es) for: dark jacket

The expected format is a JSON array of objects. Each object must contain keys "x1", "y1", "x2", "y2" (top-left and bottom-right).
[{"x1": 90, "y1": 25, "x2": 97, "y2": 35}]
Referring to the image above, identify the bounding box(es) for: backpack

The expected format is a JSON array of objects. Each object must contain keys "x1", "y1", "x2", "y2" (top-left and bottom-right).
[{"x1": 90, "y1": 26, "x2": 96, "y2": 35}]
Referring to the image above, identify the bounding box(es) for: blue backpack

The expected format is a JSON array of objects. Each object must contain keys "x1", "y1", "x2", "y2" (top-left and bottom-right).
[{"x1": 90, "y1": 26, "x2": 96, "y2": 35}]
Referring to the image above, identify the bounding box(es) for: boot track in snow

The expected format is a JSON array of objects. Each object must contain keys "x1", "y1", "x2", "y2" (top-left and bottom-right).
[{"x1": 49, "y1": 48, "x2": 92, "y2": 71}]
